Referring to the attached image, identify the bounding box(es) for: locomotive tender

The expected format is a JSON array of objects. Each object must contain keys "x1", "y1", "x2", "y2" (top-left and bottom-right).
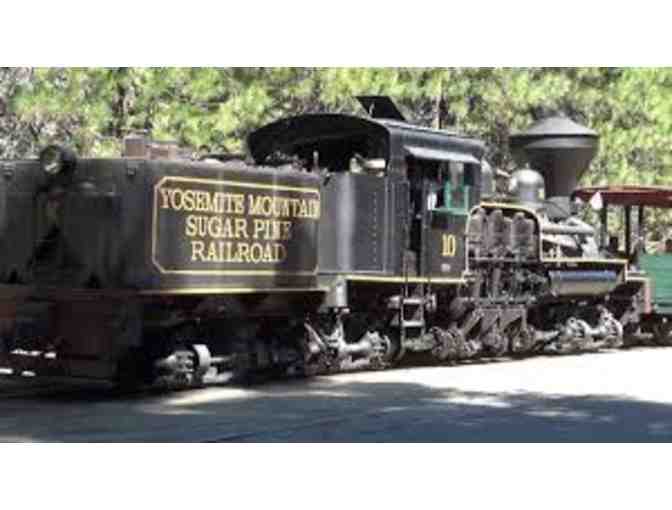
[{"x1": 0, "y1": 97, "x2": 648, "y2": 388}]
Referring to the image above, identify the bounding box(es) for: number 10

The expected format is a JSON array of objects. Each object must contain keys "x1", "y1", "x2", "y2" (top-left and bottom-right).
[{"x1": 442, "y1": 234, "x2": 457, "y2": 257}]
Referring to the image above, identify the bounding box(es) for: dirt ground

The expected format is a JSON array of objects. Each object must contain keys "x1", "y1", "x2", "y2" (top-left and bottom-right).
[{"x1": 2, "y1": 347, "x2": 672, "y2": 442}]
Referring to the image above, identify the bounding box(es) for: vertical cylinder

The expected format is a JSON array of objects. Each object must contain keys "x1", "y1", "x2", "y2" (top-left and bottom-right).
[
  {"x1": 600, "y1": 204, "x2": 608, "y2": 250},
  {"x1": 625, "y1": 205, "x2": 632, "y2": 257}
]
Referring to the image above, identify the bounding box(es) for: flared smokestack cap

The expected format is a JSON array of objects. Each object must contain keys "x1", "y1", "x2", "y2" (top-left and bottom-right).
[{"x1": 509, "y1": 115, "x2": 599, "y2": 198}]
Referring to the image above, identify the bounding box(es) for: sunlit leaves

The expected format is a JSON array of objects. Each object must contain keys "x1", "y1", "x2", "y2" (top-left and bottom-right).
[{"x1": 4, "y1": 67, "x2": 672, "y2": 195}]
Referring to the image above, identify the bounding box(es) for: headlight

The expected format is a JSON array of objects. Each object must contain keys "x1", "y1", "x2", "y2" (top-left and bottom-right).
[{"x1": 39, "y1": 145, "x2": 77, "y2": 175}]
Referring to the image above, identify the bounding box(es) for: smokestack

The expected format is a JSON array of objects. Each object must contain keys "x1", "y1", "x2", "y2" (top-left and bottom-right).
[{"x1": 509, "y1": 115, "x2": 599, "y2": 198}]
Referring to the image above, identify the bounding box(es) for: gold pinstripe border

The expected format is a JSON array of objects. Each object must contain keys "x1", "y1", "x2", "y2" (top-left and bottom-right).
[
  {"x1": 140, "y1": 286, "x2": 328, "y2": 296},
  {"x1": 151, "y1": 175, "x2": 320, "y2": 276},
  {"x1": 343, "y1": 274, "x2": 467, "y2": 284}
]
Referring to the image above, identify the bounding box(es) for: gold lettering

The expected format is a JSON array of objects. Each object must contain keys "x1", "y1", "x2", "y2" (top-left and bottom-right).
[
  {"x1": 280, "y1": 221, "x2": 292, "y2": 240},
  {"x1": 302, "y1": 199, "x2": 309, "y2": 217},
  {"x1": 208, "y1": 216, "x2": 222, "y2": 238},
  {"x1": 262, "y1": 243, "x2": 272, "y2": 263},
  {"x1": 442, "y1": 234, "x2": 457, "y2": 257},
  {"x1": 237, "y1": 243, "x2": 250, "y2": 262},
  {"x1": 235, "y1": 218, "x2": 248, "y2": 239},
  {"x1": 182, "y1": 190, "x2": 194, "y2": 211},
  {"x1": 233, "y1": 194, "x2": 245, "y2": 214},
  {"x1": 205, "y1": 242, "x2": 218, "y2": 262},
  {"x1": 186, "y1": 215, "x2": 198, "y2": 237},
  {"x1": 246, "y1": 194, "x2": 320, "y2": 219},
  {"x1": 274, "y1": 243, "x2": 286, "y2": 262},
  {"x1": 309, "y1": 199, "x2": 320, "y2": 219},
  {"x1": 169, "y1": 189, "x2": 180, "y2": 210},
  {"x1": 159, "y1": 188, "x2": 172, "y2": 209},
  {"x1": 191, "y1": 240, "x2": 206, "y2": 261},
  {"x1": 189, "y1": 239, "x2": 291, "y2": 265},
  {"x1": 222, "y1": 217, "x2": 234, "y2": 238},
  {"x1": 253, "y1": 218, "x2": 266, "y2": 239},
  {"x1": 248, "y1": 195, "x2": 261, "y2": 215},
  {"x1": 224, "y1": 241, "x2": 233, "y2": 261},
  {"x1": 262, "y1": 196, "x2": 273, "y2": 216},
  {"x1": 280, "y1": 198, "x2": 290, "y2": 217},
  {"x1": 159, "y1": 184, "x2": 321, "y2": 269},
  {"x1": 195, "y1": 191, "x2": 208, "y2": 212},
  {"x1": 249, "y1": 243, "x2": 263, "y2": 263}
]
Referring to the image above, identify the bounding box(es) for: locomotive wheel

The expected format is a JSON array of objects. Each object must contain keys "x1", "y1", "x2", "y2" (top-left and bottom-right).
[
  {"x1": 381, "y1": 329, "x2": 403, "y2": 364},
  {"x1": 509, "y1": 325, "x2": 536, "y2": 355},
  {"x1": 485, "y1": 330, "x2": 508, "y2": 357},
  {"x1": 652, "y1": 321, "x2": 672, "y2": 346},
  {"x1": 622, "y1": 323, "x2": 641, "y2": 347},
  {"x1": 190, "y1": 344, "x2": 212, "y2": 388}
]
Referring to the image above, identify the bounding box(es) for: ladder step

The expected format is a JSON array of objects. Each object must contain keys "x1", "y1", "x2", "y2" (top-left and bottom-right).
[
  {"x1": 388, "y1": 296, "x2": 425, "y2": 309},
  {"x1": 402, "y1": 320, "x2": 425, "y2": 328}
]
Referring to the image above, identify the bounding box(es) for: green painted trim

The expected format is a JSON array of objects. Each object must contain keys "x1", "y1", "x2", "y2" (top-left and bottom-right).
[{"x1": 436, "y1": 182, "x2": 470, "y2": 216}]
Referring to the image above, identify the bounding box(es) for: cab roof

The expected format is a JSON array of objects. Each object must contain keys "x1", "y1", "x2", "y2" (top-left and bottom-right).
[{"x1": 247, "y1": 113, "x2": 486, "y2": 173}]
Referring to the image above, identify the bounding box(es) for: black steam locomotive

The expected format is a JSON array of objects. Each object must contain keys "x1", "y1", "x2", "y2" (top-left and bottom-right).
[{"x1": 0, "y1": 97, "x2": 649, "y2": 388}]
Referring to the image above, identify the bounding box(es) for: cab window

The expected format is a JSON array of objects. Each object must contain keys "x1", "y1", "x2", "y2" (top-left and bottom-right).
[{"x1": 431, "y1": 162, "x2": 470, "y2": 214}]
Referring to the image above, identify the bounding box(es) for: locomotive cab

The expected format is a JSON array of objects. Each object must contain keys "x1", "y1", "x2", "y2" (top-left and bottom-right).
[
  {"x1": 406, "y1": 154, "x2": 479, "y2": 276},
  {"x1": 247, "y1": 105, "x2": 486, "y2": 281}
]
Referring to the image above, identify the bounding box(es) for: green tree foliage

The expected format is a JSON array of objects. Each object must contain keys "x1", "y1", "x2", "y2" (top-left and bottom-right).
[
  {"x1": 0, "y1": 68, "x2": 43, "y2": 158},
  {"x1": 3, "y1": 67, "x2": 672, "y2": 190}
]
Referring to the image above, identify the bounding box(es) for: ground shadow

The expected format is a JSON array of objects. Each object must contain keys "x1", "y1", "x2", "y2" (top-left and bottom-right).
[{"x1": 1, "y1": 370, "x2": 672, "y2": 442}]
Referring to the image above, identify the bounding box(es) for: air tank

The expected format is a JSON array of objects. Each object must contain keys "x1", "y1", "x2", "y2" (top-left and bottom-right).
[{"x1": 509, "y1": 115, "x2": 599, "y2": 199}]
